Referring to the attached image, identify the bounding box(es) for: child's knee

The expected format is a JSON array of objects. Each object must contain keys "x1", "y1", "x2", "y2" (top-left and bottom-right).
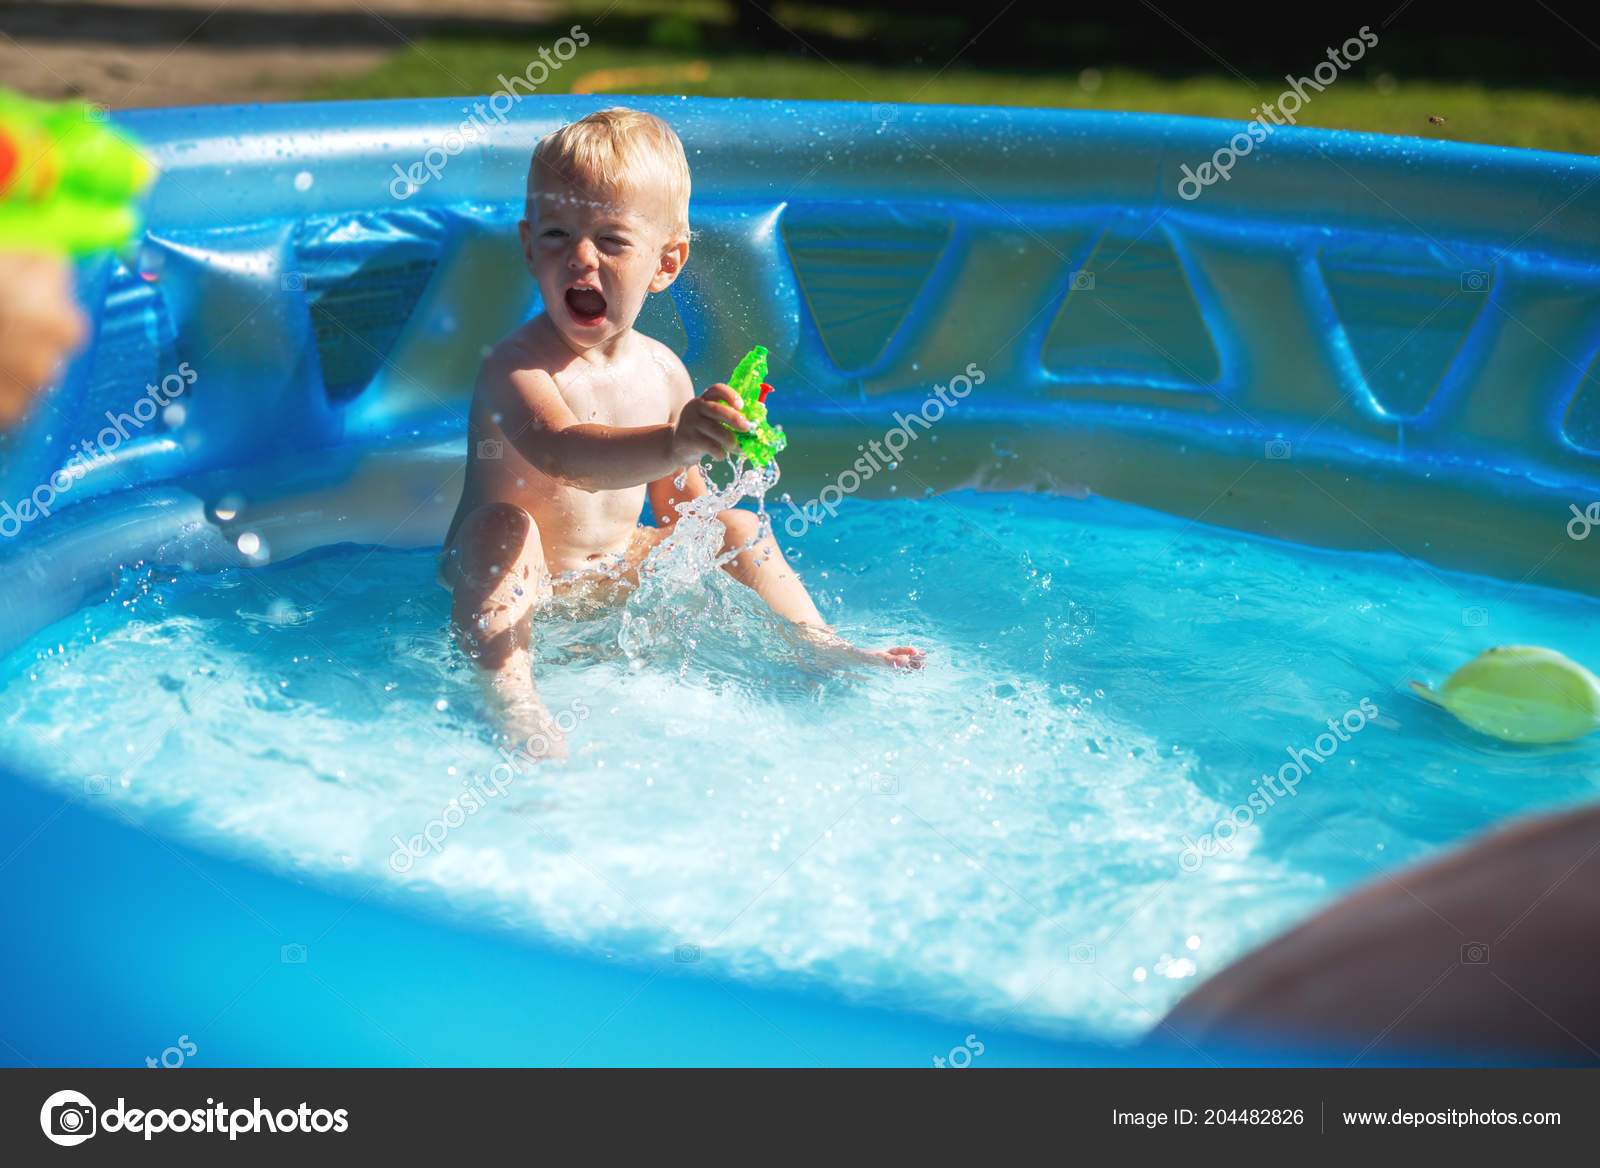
[
  {"x1": 453, "y1": 503, "x2": 546, "y2": 587},
  {"x1": 460, "y1": 502, "x2": 536, "y2": 550},
  {"x1": 718, "y1": 508, "x2": 762, "y2": 550}
]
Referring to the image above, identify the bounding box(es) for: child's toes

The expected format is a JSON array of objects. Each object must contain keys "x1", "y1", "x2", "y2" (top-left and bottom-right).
[{"x1": 882, "y1": 646, "x2": 925, "y2": 669}]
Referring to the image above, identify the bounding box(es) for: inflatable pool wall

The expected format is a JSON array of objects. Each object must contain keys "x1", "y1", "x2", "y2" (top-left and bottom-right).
[
  {"x1": 4, "y1": 96, "x2": 1600, "y2": 661},
  {"x1": 2, "y1": 96, "x2": 1599, "y2": 1066}
]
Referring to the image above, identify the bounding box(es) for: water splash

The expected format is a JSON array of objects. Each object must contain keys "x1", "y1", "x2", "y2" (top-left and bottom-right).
[{"x1": 618, "y1": 457, "x2": 781, "y2": 669}]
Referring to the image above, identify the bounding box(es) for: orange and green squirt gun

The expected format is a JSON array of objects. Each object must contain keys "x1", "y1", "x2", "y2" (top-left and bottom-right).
[
  {"x1": 0, "y1": 89, "x2": 154, "y2": 256},
  {"x1": 721, "y1": 345, "x2": 787, "y2": 468}
]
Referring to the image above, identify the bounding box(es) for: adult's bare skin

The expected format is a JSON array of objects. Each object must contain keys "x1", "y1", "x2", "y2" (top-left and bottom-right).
[
  {"x1": 1154, "y1": 804, "x2": 1600, "y2": 1063},
  {"x1": 0, "y1": 253, "x2": 84, "y2": 427}
]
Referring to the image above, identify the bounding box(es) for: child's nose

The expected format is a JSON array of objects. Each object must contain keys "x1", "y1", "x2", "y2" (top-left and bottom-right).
[{"x1": 569, "y1": 238, "x2": 599, "y2": 269}]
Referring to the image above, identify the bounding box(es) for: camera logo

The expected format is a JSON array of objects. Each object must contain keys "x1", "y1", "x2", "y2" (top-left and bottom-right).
[
  {"x1": 673, "y1": 943, "x2": 700, "y2": 963},
  {"x1": 1265, "y1": 438, "x2": 1292, "y2": 460},
  {"x1": 1459, "y1": 270, "x2": 1491, "y2": 292},
  {"x1": 1071, "y1": 269, "x2": 1095, "y2": 291},
  {"x1": 1460, "y1": 941, "x2": 1490, "y2": 965},
  {"x1": 40, "y1": 1089, "x2": 97, "y2": 1147},
  {"x1": 1461, "y1": 606, "x2": 1488, "y2": 627},
  {"x1": 477, "y1": 439, "x2": 504, "y2": 460}
]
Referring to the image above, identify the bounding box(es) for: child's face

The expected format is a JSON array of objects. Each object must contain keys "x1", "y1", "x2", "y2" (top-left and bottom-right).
[{"x1": 519, "y1": 176, "x2": 686, "y2": 352}]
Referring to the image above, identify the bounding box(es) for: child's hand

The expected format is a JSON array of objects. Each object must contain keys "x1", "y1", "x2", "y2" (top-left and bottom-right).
[{"x1": 670, "y1": 383, "x2": 750, "y2": 463}]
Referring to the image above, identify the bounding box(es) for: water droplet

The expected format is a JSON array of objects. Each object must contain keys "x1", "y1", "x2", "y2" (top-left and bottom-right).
[{"x1": 213, "y1": 492, "x2": 245, "y2": 522}]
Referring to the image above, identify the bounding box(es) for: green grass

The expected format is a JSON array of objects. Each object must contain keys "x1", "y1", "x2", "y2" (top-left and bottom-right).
[{"x1": 311, "y1": 0, "x2": 1600, "y2": 158}]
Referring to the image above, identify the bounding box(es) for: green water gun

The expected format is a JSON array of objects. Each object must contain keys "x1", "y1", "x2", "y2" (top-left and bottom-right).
[
  {"x1": 0, "y1": 88, "x2": 154, "y2": 255},
  {"x1": 722, "y1": 345, "x2": 787, "y2": 467}
]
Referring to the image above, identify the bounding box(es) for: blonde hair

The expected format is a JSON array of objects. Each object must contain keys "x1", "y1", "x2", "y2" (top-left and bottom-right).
[{"x1": 528, "y1": 108, "x2": 691, "y2": 241}]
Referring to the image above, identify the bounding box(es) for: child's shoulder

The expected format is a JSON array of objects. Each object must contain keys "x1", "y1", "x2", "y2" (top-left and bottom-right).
[
  {"x1": 475, "y1": 318, "x2": 557, "y2": 386},
  {"x1": 630, "y1": 329, "x2": 693, "y2": 397}
]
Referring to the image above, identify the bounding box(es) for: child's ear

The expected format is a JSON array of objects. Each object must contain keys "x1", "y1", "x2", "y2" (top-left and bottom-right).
[
  {"x1": 517, "y1": 218, "x2": 536, "y2": 275},
  {"x1": 650, "y1": 237, "x2": 689, "y2": 293}
]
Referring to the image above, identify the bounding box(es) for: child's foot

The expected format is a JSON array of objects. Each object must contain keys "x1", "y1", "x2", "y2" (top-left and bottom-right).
[
  {"x1": 797, "y1": 625, "x2": 925, "y2": 670},
  {"x1": 485, "y1": 672, "x2": 569, "y2": 760},
  {"x1": 861, "y1": 645, "x2": 925, "y2": 670}
]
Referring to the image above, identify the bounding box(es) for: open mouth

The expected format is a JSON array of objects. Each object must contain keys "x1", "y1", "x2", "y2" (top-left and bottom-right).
[{"x1": 564, "y1": 286, "x2": 608, "y2": 326}]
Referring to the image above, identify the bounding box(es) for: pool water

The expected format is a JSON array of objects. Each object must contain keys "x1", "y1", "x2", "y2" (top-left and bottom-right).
[{"x1": 3, "y1": 486, "x2": 1599, "y2": 1042}]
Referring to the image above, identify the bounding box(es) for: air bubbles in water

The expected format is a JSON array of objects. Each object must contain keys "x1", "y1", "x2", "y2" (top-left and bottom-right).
[
  {"x1": 294, "y1": 171, "x2": 314, "y2": 191},
  {"x1": 235, "y1": 531, "x2": 262, "y2": 557}
]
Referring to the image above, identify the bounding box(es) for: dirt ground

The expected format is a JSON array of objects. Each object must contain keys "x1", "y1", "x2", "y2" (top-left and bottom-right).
[{"x1": 0, "y1": 0, "x2": 556, "y2": 108}]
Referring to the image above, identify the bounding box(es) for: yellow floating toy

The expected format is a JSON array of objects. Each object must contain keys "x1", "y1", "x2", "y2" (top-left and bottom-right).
[{"x1": 1409, "y1": 646, "x2": 1600, "y2": 744}]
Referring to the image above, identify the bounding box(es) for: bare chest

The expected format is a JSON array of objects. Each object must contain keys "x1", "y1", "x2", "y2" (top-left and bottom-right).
[{"x1": 553, "y1": 355, "x2": 673, "y2": 429}]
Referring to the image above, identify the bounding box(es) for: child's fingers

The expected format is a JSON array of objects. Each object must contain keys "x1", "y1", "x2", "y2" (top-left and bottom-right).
[
  {"x1": 701, "y1": 382, "x2": 740, "y2": 409},
  {"x1": 696, "y1": 400, "x2": 751, "y2": 431},
  {"x1": 690, "y1": 417, "x2": 740, "y2": 457},
  {"x1": 716, "y1": 405, "x2": 753, "y2": 431}
]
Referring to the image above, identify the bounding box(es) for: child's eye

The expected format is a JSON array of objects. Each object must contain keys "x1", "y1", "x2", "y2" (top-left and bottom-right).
[{"x1": 541, "y1": 228, "x2": 566, "y2": 239}]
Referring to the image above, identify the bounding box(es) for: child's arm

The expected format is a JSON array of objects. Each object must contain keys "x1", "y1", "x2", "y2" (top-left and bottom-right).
[{"x1": 494, "y1": 362, "x2": 750, "y2": 492}]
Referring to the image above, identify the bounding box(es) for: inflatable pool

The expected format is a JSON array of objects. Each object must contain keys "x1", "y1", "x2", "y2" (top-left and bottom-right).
[{"x1": 2, "y1": 95, "x2": 1598, "y2": 1067}]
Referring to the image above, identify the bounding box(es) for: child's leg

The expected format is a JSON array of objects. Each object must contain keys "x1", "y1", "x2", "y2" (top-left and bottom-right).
[
  {"x1": 443, "y1": 503, "x2": 563, "y2": 747},
  {"x1": 715, "y1": 508, "x2": 922, "y2": 668},
  {"x1": 715, "y1": 507, "x2": 823, "y2": 625}
]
